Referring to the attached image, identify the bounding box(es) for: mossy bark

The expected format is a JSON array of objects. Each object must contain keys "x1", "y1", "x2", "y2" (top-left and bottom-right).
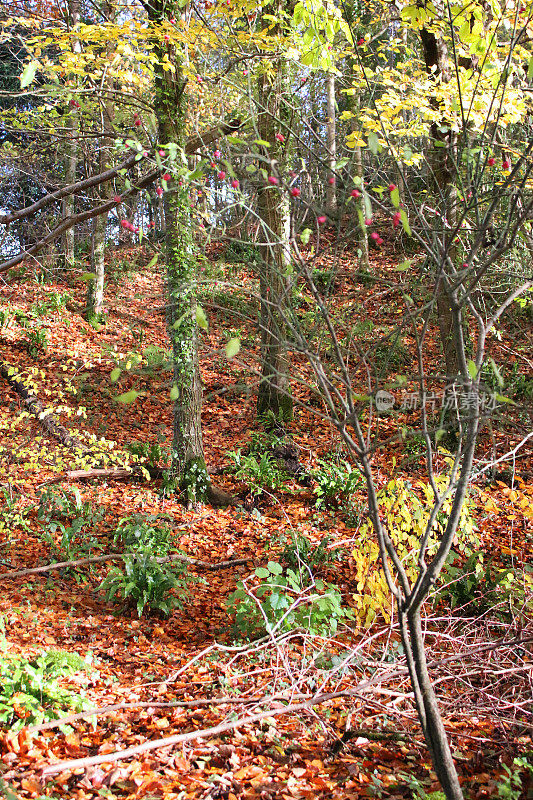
[
  {"x1": 145, "y1": 0, "x2": 212, "y2": 504},
  {"x1": 256, "y1": 23, "x2": 293, "y2": 425}
]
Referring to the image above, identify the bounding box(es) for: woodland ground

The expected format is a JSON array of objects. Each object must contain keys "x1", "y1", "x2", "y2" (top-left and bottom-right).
[{"x1": 0, "y1": 233, "x2": 531, "y2": 800}]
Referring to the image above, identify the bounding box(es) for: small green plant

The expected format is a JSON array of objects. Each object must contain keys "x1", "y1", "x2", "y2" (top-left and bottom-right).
[
  {"x1": 36, "y1": 487, "x2": 102, "y2": 564},
  {"x1": 278, "y1": 532, "x2": 337, "y2": 573},
  {"x1": 497, "y1": 755, "x2": 533, "y2": 799},
  {"x1": 0, "y1": 487, "x2": 31, "y2": 540},
  {"x1": 435, "y1": 551, "x2": 533, "y2": 619},
  {"x1": 224, "y1": 240, "x2": 261, "y2": 266},
  {"x1": 311, "y1": 456, "x2": 363, "y2": 509},
  {"x1": 113, "y1": 514, "x2": 174, "y2": 554},
  {"x1": 126, "y1": 440, "x2": 170, "y2": 467},
  {"x1": 0, "y1": 307, "x2": 13, "y2": 329},
  {"x1": 372, "y1": 337, "x2": 410, "y2": 374},
  {"x1": 23, "y1": 327, "x2": 49, "y2": 358},
  {"x1": 0, "y1": 649, "x2": 91, "y2": 730},
  {"x1": 229, "y1": 449, "x2": 287, "y2": 496},
  {"x1": 227, "y1": 561, "x2": 354, "y2": 639},
  {"x1": 101, "y1": 549, "x2": 192, "y2": 617},
  {"x1": 31, "y1": 292, "x2": 69, "y2": 317}
]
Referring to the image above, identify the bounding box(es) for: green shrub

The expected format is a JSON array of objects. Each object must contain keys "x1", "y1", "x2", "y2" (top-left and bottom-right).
[
  {"x1": 0, "y1": 650, "x2": 91, "y2": 730},
  {"x1": 126, "y1": 440, "x2": 170, "y2": 467},
  {"x1": 23, "y1": 328, "x2": 48, "y2": 358},
  {"x1": 101, "y1": 548, "x2": 191, "y2": 617},
  {"x1": 227, "y1": 560, "x2": 354, "y2": 639},
  {"x1": 278, "y1": 532, "x2": 337, "y2": 573},
  {"x1": 435, "y1": 551, "x2": 533, "y2": 619},
  {"x1": 36, "y1": 487, "x2": 102, "y2": 564},
  {"x1": 497, "y1": 755, "x2": 533, "y2": 800},
  {"x1": 351, "y1": 476, "x2": 479, "y2": 627},
  {"x1": 224, "y1": 240, "x2": 261, "y2": 266},
  {"x1": 311, "y1": 456, "x2": 363, "y2": 509},
  {"x1": 113, "y1": 514, "x2": 174, "y2": 554},
  {"x1": 228, "y1": 449, "x2": 287, "y2": 496}
]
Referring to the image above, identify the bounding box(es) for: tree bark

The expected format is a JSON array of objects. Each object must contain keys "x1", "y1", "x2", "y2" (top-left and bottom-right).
[
  {"x1": 256, "y1": 9, "x2": 293, "y2": 425},
  {"x1": 325, "y1": 72, "x2": 337, "y2": 216},
  {"x1": 61, "y1": 0, "x2": 81, "y2": 272},
  {"x1": 87, "y1": 1, "x2": 116, "y2": 319}
]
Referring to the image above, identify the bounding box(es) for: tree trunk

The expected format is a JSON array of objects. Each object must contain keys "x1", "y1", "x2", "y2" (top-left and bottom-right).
[
  {"x1": 325, "y1": 72, "x2": 336, "y2": 216},
  {"x1": 256, "y1": 11, "x2": 293, "y2": 425},
  {"x1": 61, "y1": 0, "x2": 81, "y2": 272},
  {"x1": 145, "y1": 0, "x2": 231, "y2": 505},
  {"x1": 87, "y1": 1, "x2": 115, "y2": 319},
  {"x1": 420, "y1": 27, "x2": 460, "y2": 381}
]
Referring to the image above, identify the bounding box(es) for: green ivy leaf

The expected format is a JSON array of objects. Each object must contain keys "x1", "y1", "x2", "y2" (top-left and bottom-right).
[
  {"x1": 225, "y1": 337, "x2": 240, "y2": 359},
  {"x1": 367, "y1": 132, "x2": 380, "y2": 155},
  {"x1": 467, "y1": 360, "x2": 478, "y2": 379},
  {"x1": 300, "y1": 228, "x2": 312, "y2": 245},
  {"x1": 255, "y1": 567, "x2": 270, "y2": 579},
  {"x1": 170, "y1": 384, "x2": 179, "y2": 401},
  {"x1": 390, "y1": 187, "x2": 400, "y2": 208},
  {"x1": 147, "y1": 254, "x2": 158, "y2": 268},
  {"x1": 20, "y1": 60, "x2": 39, "y2": 89},
  {"x1": 114, "y1": 390, "x2": 139, "y2": 404},
  {"x1": 400, "y1": 209, "x2": 411, "y2": 236},
  {"x1": 195, "y1": 305, "x2": 208, "y2": 330},
  {"x1": 110, "y1": 368, "x2": 121, "y2": 383},
  {"x1": 267, "y1": 561, "x2": 283, "y2": 575}
]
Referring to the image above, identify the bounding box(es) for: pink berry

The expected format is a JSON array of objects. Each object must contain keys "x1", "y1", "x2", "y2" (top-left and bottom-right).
[
  {"x1": 210, "y1": 161, "x2": 216, "y2": 168},
  {"x1": 328, "y1": 176, "x2": 335, "y2": 185},
  {"x1": 120, "y1": 219, "x2": 129, "y2": 229},
  {"x1": 113, "y1": 195, "x2": 121, "y2": 203},
  {"x1": 217, "y1": 171, "x2": 226, "y2": 179},
  {"x1": 350, "y1": 189, "x2": 361, "y2": 198},
  {"x1": 291, "y1": 187, "x2": 301, "y2": 197},
  {"x1": 164, "y1": 34, "x2": 170, "y2": 41},
  {"x1": 487, "y1": 157, "x2": 495, "y2": 166},
  {"x1": 393, "y1": 211, "x2": 401, "y2": 227},
  {"x1": 231, "y1": 179, "x2": 239, "y2": 188},
  {"x1": 502, "y1": 159, "x2": 511, "y2": 170},
  {"x1": 162, "y1": 173, "x2": 171, "y2": 181},
  {"x1": 197, "y1": 76, "x2": 203, "y2": 83},
  {"x1": 388, "y1": 184, "x2": 396, "y2": 192},
  {"x1": 156, "y1": 187, "x2": 163, "y2": 197},
  {"x1": 371, "y1": 231, "x2": 379, "y2": 240},
  {"x1": 268, "y1": 176, "x2": 279, "y2": 185},
  {"x1": 243, "y1": 69, "x2": 248, "y2": 75},
  {"x1": 317, "y1": 215, "x2": 326, "y2": 224},
  {"x1": 275, "y1": 133, "x2": 285, "y2": 142},
  {"x1": 134, "y1": 119, "x2": 141, "y2": 126},
  {"x1": 376, "y1": 237, "x2": 384, "y2": 245},
  {"x1": 462, "y1": 262, "x2": 468, "y2": 268},
  {"x1": 213, "y1": 150, "x2": 221, "y2": 159},
  {"x1": 364, "y1": 217, "x2": 373, "y2": 226}
]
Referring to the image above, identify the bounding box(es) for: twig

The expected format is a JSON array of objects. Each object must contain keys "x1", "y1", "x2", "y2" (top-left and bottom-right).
[{"x1": 0, "y1": 553, "x2": 249, "y2": 581}]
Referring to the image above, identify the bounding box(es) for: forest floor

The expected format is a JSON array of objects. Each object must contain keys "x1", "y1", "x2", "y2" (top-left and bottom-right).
[{"x1": 0, "y1": 235, "x2": 532, "y2": 800}]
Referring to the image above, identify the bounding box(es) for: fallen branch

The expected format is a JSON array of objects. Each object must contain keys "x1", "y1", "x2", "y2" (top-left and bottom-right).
[
  {"x1": 0, "y1": 552, "x2": 249, "y2": 581},
  {"x1": 0, "y1": 360, "x2": 85, "y2": 451}
]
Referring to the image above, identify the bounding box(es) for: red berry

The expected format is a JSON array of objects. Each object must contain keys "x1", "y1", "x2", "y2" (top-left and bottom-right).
[
  {"x1": 317, "y1": 215, "x2": 326, "y2": 224},
  {"x1": 350, "y1": 189, "x2": 360, "y2": 198},
  {"x1": 213, "y1": 150, "x2": 221, "y2": 159},
  {"x1": 393, "y1": 211, "x2": 401, "y2": 227},
  {"x1": 268, "y1": 175, "x2": 279, "y2": 185},
  {"x1": 328, "y1": 176, "x2": 335, "y2": 185},
  {"x1": 371, "y1": 231, "x2": 379, "y2": 240},
  {"x1": 210, "y1": 161, "x2": 216, "y2": 168},
  {"x1": 275, "y1": 133, "x2": 285, "y2": 142},
  {"x1": 357, "y1": 37, "x2": 365, "y2": 45},
  {"x1": 376, "y1": 237, "x2": 384, "y2": 245},
  {"x1": 217, "y1": 171, "x2": 226, "y2": 179},
  {"x1": 487, "y1": 157, "x2": 496, "y2": 166},
  {"x1": 388, "y1": 184, "x2": 396, "y2": 192},
  {"x1": 156, "y1": 187, "x2": 163, "y2": 197},
  {"x1": 364, "y1": 217, "x2": 373, "y2": 226},
  {"x1": 462, "y1": 262, "x2": 468, "y2": 268},
  {"x1": 290, "y1": 187, "x2": 301, "y2": 197},
  {"x1": 231, "y1": 179, "x2": 239, "y2": 188},
  {"x1": 134, "y1": 119, "x2": 141, "y2": 126},
  {"x1": 162, "y1": 173, "x2": 171, "y2": 181},
  {"x1": 164, "y1": 34, "x2": 170, "y2": 41},
  {"x1": 502, "y1": 159, "x2": 511, "y2": 170}
]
